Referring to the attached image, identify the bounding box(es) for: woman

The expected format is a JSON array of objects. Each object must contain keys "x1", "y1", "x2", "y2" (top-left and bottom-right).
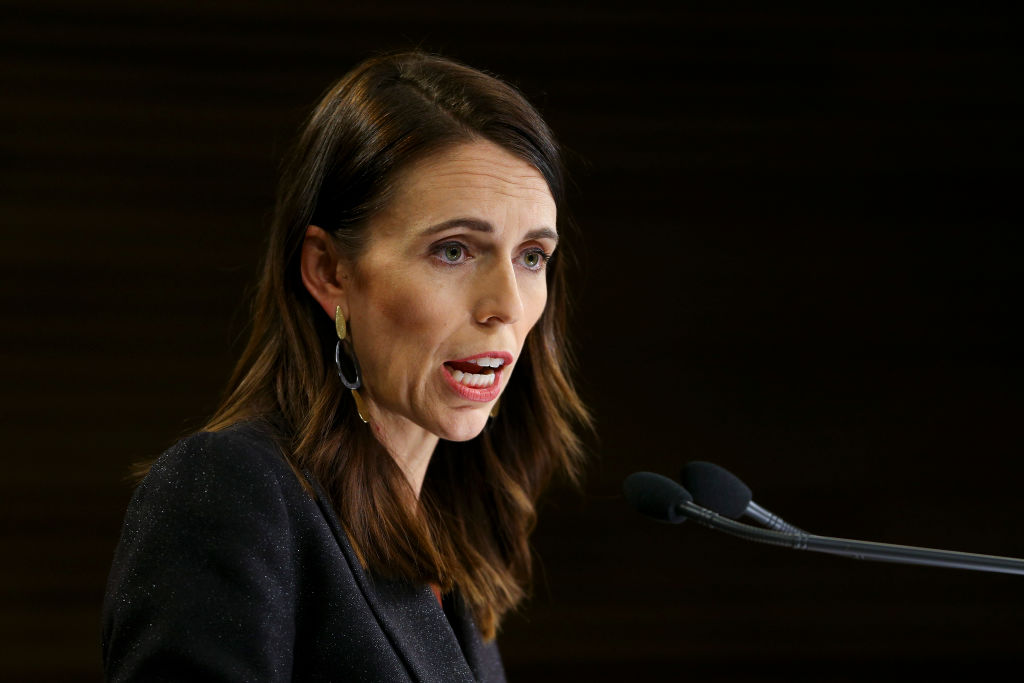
[{"x1": 101, "y1": 51, "x2": 590, "y2": 681}]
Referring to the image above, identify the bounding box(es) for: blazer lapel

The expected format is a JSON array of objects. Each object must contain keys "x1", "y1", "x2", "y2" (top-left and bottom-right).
[
  {"x1": 304, "y1": 472, "x2": 477, "y2": 683},
  {"x1": 362, "y1": 574, "x2": 477, "y2": 683},
  {"x1": 443, "y1": 590, "x2": 504, "y2": 682}
]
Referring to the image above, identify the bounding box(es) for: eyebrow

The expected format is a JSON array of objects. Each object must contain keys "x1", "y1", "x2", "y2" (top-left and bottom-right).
[{"x1": 422, "y1": 217, "x2": 559, "y2": 244}]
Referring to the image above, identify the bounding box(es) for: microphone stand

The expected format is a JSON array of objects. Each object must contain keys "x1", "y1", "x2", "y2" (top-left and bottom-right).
[{"x1": 678, "y1": 501, "x2": 1024, "y2": 576}]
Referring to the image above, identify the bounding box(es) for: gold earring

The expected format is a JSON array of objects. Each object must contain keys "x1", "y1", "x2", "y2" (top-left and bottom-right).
[
  {"x1": 335, "y1": 305, "x2": 347, "y2": 340},
  {"x1": 334, "y1": 305, "x2": 369, "y2": 424},
  {"x1": 489, "y1": 398, "x2": 500, "y2": 418},
  {"x1": 334, "y1": 307, "x2": 361, "y2": 391},
  {"x1": 351, "y1": 389, "x2": 370, "y2": 424}
]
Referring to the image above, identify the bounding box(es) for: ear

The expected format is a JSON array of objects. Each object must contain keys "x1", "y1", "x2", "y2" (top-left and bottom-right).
[{"x1": 300, "y1": 225, "x2": 351, "y2": 320}]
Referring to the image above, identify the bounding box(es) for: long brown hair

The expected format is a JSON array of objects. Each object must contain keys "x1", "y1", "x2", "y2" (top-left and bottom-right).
[{"x1": 202, "y1": 51, "x2": 590, "y2": 638}]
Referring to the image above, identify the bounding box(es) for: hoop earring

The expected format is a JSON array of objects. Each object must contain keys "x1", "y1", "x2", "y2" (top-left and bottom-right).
[
  {"x1": 334, "y1": 307, "x2": 361, "y2": 390},
  {"x1": 335, "y1": 306, "x2": 369, "y2": 424}
]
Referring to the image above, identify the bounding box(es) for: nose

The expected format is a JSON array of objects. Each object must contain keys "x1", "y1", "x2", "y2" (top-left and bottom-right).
[{"x1": 473, "y1": 258, "x2": 523, "y2": 326}]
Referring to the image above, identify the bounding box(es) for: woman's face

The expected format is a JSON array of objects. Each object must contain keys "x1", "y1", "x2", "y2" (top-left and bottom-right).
[{"x1": 342, "y1": 140, "x2": 557, "y2": 443}]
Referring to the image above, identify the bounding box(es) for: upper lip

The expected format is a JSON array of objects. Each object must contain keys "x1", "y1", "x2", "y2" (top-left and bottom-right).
[{"x1": 446, "y1": 351, "x2": 514, "y2": 367}]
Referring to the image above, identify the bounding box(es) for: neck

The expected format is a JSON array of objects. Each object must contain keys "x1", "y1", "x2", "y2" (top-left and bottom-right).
[{"x1": 366, "y1": 404, "x2": 439, "y2": 498}]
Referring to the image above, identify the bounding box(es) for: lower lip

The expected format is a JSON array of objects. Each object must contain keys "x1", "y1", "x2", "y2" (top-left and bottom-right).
[{"x1": 441, "y1": 364, "x2": 503, "y2": 402}]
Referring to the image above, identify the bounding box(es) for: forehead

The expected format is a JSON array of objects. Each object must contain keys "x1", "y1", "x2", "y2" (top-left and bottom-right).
[{"x1": 375, "y1": 140, "x2": 557, "y2": 235}]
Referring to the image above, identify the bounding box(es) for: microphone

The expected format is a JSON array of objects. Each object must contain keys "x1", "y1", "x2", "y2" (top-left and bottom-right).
[
  {"x1": 622, "y1": 472, "x2": 693, "y2": 524},
  {"x1": 680, "y1": 461, "x2": 803, "y2": 534},
  {"x1": 623, "y1": 471, "x2": 1024, "y2": 576}
]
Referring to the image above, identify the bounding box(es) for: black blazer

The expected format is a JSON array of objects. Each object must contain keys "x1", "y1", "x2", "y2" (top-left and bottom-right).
[{"x1": 102, "y1": 422, "x2": 506, "y2": 682}]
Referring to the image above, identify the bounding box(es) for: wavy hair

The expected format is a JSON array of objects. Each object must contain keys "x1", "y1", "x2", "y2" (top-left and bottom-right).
[{"x1": 201, "y1": 51, "x2": 590, "y2": 638}]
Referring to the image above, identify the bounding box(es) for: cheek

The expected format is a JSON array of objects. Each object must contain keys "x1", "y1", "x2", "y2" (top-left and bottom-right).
[
  {"x1": 522, "y1": 278, "x2": 549, "y2": 330},
  {"x1": 358, "y1": 274, "x2": 455, "y2": 359}
]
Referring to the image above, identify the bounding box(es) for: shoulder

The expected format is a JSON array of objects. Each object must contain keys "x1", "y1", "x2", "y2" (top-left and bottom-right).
[
  {"x1": 149, "y1": 421, "x2": 290, "y2": 484},
  {"x1": 123, "y1": 421, "x2": 311, "y2": 546},
  {"x1": 104, "y1": 422, "x2": 311, "y2": 680},
  {"x1": 142, "y1": 422, "x2": 300, "y2": 503}
]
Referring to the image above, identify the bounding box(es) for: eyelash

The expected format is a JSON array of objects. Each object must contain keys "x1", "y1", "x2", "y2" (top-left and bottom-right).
[{"x1": 433, "y1": 241, "x2": 553, "y2": 271}]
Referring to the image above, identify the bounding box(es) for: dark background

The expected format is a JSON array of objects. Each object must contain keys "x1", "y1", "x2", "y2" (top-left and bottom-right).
[{"x1": 2, "y1": 1, "x2": 1021, "y2": 680}]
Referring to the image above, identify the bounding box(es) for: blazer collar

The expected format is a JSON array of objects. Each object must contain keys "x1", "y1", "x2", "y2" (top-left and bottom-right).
[{"x1": 304, "y1": 472, "x2": 480, "y2": 683}]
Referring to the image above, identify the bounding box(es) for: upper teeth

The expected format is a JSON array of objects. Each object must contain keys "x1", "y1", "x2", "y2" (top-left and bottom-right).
[{"x1": 472, "y1": 357, "x2": 505, "y2": 368}]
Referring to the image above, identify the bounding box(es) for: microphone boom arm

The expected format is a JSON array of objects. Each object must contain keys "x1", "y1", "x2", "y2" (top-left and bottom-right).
[
  {"x1": 745, "y1": 501, "x2": 804, "y2": 534},
  {"x1": 679, "y1": 501, "x2": 1024, "y2": 576}
]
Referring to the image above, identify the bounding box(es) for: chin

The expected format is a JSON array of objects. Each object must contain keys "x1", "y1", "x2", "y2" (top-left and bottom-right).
[{"x1": 434, "y1": 410, "x2": 490, "y2": 442}]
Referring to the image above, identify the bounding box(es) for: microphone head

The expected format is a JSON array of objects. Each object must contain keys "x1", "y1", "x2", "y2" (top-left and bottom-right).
[
  {"x1": 680, "y1": 461, "x2": 752, "y2": 519},
  {"x1": 623, "y1": 472, "x2": 693, "y2": 524}
]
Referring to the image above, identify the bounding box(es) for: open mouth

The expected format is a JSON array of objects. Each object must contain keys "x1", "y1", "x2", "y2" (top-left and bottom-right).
[{"x1": 443, "y1": 356, "x2": 506, "y2": 388}]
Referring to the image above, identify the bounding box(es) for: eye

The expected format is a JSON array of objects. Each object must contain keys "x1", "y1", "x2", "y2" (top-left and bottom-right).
[
  {"x1": 435, "y1": 242, "x2": 468, "y2": 265},
  {"x1": 517, "y1": 248, "x2": 551, "y2": 271}
]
